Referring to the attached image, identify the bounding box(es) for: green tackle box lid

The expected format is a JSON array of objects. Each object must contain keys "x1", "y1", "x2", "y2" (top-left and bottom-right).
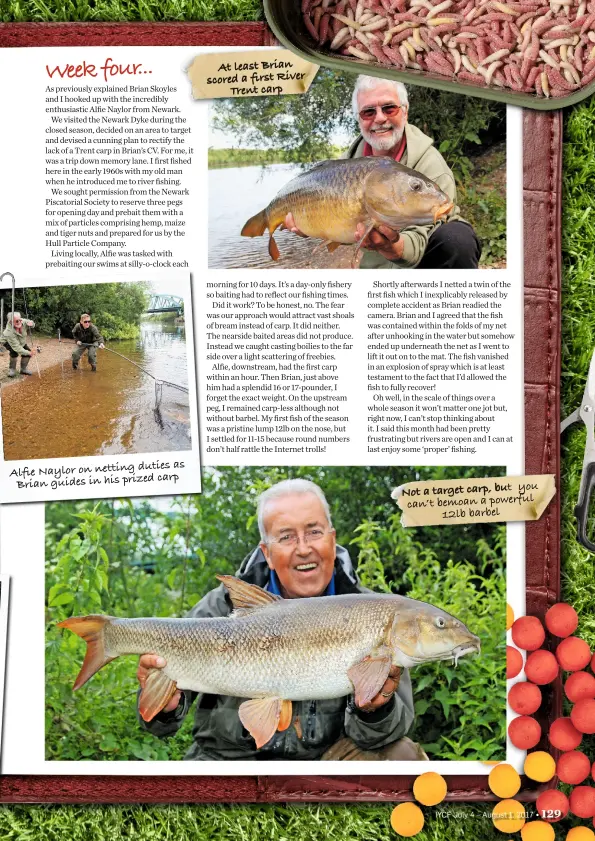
[{"x1": 264, "y1": 0, "x2": 595, "y2": 111}]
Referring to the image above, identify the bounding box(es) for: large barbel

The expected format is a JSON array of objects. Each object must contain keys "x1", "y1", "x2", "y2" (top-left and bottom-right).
[
  {"x1": 240, "y1": 157, "x2": 453, "y2": 265},
  {"x1": 59, "y1": 575, "x2": 480, "y2": 749}
]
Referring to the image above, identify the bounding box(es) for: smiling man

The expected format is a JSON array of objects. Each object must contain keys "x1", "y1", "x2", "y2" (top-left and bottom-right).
[
  {"x1": 137, "y1": 479, "x2": 425, "y2": 761},
  {"x1": 286, "y1": 76, "x2": 481, "y2": 270}
]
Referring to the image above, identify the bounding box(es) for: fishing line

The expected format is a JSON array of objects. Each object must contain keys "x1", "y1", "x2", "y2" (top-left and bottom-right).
[
  {"x1": 21, "y1": 286, "x2": 41, "y2": 379},
  {"x1": 80, "y1": 343, "x2": 189, "y2": 409}
]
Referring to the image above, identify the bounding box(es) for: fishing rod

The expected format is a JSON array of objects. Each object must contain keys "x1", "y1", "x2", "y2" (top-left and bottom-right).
[{"x1": 21, "y1": 285, "x2": 41, "y2": 379}]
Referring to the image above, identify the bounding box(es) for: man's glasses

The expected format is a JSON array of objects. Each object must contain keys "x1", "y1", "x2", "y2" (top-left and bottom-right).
[
  {"x1": 359, "y1": 103, "x2": 405, "y2": 121},
  {"x1": 267, "y1": 528, "x2": 333, "y2": 547},
  {"x1": 82, "y1": 320, "x2": 91, "y2": 324}
]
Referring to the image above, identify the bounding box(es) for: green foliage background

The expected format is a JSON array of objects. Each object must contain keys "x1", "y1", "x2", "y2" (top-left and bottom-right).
[
  {"x1": 211, "y1": 70, "x2": 506, "y2": 264},
  {"x1": 6, "y1": 282, "x2": 150, "y2": 340},
  {"x1": 46, "y1": 465, "x2": 506, "y2": 762}
]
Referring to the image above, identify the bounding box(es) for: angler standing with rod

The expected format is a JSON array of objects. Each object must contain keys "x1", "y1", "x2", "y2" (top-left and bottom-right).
[
  {"x1": 72, "y1": 313, "x2": 105, "y2": 372},
  {"x1": 3, "y1": 311, "x2": 35, "y2": 378}
]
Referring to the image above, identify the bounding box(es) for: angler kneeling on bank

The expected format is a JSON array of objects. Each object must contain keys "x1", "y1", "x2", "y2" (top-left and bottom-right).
[
  {"x1": 3, "y1": 312, "x2": 35, "y2": 378},
  {"x1": 72, "y1": 313, "x2": 105, "y2": 372}
]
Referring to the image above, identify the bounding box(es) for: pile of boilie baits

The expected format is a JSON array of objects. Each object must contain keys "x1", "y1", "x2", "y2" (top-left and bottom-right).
[{"x1": 302, "y1": 0, "x2": 595, "y2": 98}]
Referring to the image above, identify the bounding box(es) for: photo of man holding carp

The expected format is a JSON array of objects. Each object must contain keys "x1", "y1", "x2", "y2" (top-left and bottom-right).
[
  {"x1": 209, "y1": 73, "x2": 505, "y2": 270},
  {"x1": 47, "y1": 468, "x2": 505, "y2": 764}
]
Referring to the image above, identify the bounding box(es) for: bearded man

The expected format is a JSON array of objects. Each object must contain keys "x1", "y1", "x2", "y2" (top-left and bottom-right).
[{"x1": 286, "y1": 76, "x2": 481, "y2": 269}]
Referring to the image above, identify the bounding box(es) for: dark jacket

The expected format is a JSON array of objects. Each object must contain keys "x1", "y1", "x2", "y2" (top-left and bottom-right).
[
  {"x1": 138, "y1": 546, "x2": 415, "y2": 760},
  {"x1": 73, "y1": 323, "x2": 103, "y2": 345}
]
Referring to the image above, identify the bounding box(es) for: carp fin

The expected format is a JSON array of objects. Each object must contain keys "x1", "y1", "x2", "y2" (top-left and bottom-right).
[
  {"x1": 57, "y1": 614, "x2": 116, "y2": 690},
  {"x1": 216, "y1": 575, "x2": 281, "y2": 613},
  {"x1": 326, "y1": 241, "x2": 342, "y2": 253},
  {"x1": 268, "y1": 234, "x2": 280, "y2": 261},
  {"x1": 238, "y1": 697, "x2": 291, "y2": 749},
  {"x1": 347, "y1": 649, "x2": 392, "y2": 708},
  {"x1": 352, "y1": 221, "x2": 376, "y2": 269},
  {"x1": 138, "y1": 668, "x2": 179, "y2": 722},
  {"x1": 241, "y1": 209, "x2": 267, "y2": 238}
]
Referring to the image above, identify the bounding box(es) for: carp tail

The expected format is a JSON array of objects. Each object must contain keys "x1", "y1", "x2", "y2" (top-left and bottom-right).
[
  {"x1": 241, "y1": 209, "x2": 268, "y2": 238},
  {"x1": 57, "y1": 614, "x2": 116, "y2": 690}
]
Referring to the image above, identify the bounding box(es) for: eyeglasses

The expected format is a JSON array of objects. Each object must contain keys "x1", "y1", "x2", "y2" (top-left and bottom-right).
[
  {"x1": 267, "y1": 528, "x2": 333, "y2": 547},
  {"x1": 82, "y1": 320, "x2": 91, "y2": 324},
  {"x1": 359, "y1": 103, "x2": 406, "y2": 121}
]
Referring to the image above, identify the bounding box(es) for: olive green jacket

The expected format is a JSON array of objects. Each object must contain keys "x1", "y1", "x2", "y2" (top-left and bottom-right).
[
  {"x1": 138, "y1": 546, "x2": 415, "y2": 760},
  {"x1": 73, "y1": 323, "x2": 104, "y2": 346},
  {"x1": 346, "y1": 123, "x2": 460, "y2": 269},
  {"x1": 3, "y1": 321, "x2": 32, "y2": 356}
]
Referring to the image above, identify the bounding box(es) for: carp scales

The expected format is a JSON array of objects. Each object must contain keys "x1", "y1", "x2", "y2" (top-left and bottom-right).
[
  {"x1": 59, "y1": 575, "x2": 480, "y2": 750},
  {"x1": 240, "y1": 157, "x2": 453, "y2": 265}
]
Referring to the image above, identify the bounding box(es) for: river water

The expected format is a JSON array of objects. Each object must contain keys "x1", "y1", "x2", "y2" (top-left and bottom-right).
[
  {"x1": 208, "y1": 164, "x2": 352, "y2": 270},
  {"x1": 1, "y1": 319, "x2": 191, "y2": 461}
]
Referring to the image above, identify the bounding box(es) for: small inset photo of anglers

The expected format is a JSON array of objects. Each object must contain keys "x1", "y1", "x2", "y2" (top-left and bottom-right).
[
  {"x1": 0, "y1": 278, "x2": 192, "y2": 461},
  {"x1": 208, "y1": 71, "x2": 506, "y2": 270},
  {"x1": 44, "y1": 467, "x2": 506, "y2": 767}
]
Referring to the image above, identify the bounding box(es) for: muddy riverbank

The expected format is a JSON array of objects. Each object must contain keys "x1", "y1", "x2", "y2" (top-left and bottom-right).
[{"x1": 1, "y1": 321, "x2": 191, "y2": 460}]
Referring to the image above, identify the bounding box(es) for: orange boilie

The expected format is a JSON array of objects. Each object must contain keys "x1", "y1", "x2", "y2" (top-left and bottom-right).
[
  {"x1": 525, "y1": 650, "x2": 559, "y2": 685},
  {"x1": 556, "y1": 636, "x2": 592, "y2": 671},
  {"x1": 508, "y1": 682, "x2": 542, "y2": 715},
  {"x1": 545, "y1": 603, "x2": 579, "y2": 638}
]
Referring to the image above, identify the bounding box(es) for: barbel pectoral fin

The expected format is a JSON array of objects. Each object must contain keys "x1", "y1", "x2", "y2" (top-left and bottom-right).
[
  {"x1": 239, "y1": 697, "x2": 290, "y2": 749},
  {"x1": 139, "y1": 668, "x2": 179, "y2": 722},
  {"x1": 347, "y1": 648, "x2": 392, "y2": 707}
]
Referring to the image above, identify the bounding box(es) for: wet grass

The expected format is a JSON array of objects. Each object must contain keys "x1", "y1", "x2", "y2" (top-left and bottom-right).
[
  {"x1": 0, "y1": 803, "x2": 526, "y2": 840},
  {"x1": 1, "y1": 0, "x2": 261, "y2": 21}
]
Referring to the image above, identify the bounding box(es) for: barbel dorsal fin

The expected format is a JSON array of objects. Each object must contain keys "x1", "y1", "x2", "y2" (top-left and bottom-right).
[
  {"x1": 216, "y1": 575, "x2": 281, "y2": 612},
  {"x1": 347, "y1": 648, "x2": 392, "y2": 708},
  {"x1": 139, "y1": 668, "x2": 179, "y2": 722},
  {"x1": 238, "y1": 697, "x2": 292, "y2": 749}
]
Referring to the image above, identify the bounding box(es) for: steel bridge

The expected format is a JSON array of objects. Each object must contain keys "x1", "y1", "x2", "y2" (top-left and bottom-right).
[{"x1": 146, "y1": 294, "x2": 184, "y2": 314}]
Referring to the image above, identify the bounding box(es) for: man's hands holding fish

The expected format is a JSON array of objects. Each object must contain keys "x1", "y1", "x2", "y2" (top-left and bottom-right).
[
  {"x1": 136, "y1": 653, "x2": 402, "y2": 716},
  {"x1": 284, "y1": 213, "x2": 404, "y2": 262},
  {"x1": 137, "y1": 655, "x2": 182, "y2": 713}
]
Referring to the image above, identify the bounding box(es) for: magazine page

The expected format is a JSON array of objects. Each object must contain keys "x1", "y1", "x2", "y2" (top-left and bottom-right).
[{"x1": 0, "y1": 43, "x2": 532, "y2": 788}]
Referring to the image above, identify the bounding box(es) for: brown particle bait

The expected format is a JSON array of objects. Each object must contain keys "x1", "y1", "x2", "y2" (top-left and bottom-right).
[{"x1": 308, "y1": 0, "x2": 595, "y2": 98}]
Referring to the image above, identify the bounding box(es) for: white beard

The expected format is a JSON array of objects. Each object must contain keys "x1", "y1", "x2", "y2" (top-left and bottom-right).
[{"x1": 361, "y1": 122, "x2": 404, "y2": 153}]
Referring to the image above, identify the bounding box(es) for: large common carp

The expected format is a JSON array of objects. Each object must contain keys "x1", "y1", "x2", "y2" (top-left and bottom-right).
[
  {"x1": 240, "y1": 157, "x2": 453, "y2": 265},
  {"x1": 59, "y1": 575, "x2": 480, "y2": 749}
]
